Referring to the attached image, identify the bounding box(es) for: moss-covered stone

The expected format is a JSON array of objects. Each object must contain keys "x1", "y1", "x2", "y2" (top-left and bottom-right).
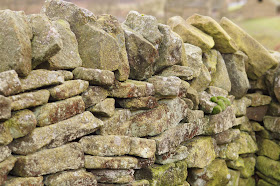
[
  {"x1": 239, "y1": 177, "x2": 255, "y2": 186},
  {"x1": 257, "y1": 179, "x2": 275, "y2": 186},
  {"x1": 130, "y1": 137, "x2": 156, "y2": 158},
  {"x1": 203, "y1": 49, "x2": 218, "y2": 74},
  {"x1": 263, "y1": 116, "x2": 280, "y2": 133},
  {"x1": 227, "y1": 169, "x2": 240, "y2": 186},
  {"x1": 239, "y1": 156, "x2": 256, "y2": 178},
  {"x1": 256, "y1": 156, "x2": 280, "y2": 181},
  {"x1": 56, "y1": 70, "x2": 73, "y2": 80},
  {"x1": 257, "y1": 139, "x2": 280, "y2": 160}
]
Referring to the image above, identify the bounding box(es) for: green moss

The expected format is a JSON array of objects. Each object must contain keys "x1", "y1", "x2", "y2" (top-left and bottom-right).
[
  {"x1": 212, "y1": 105, "x2": 222, "y2": 114},
  {"x1": 210, "y1": 96, "x2": 218, "y2": 103},
  {"x1": 217, "y1": 96, "x2": 231, "y2": 106},
  {"x1": 217, "y1": 100, "x2": 226, "y2": 111}
]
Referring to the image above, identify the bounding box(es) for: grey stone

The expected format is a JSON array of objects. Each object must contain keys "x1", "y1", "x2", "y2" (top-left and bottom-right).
[
  {"x1": 81, "y1": 86, "x2": 108, "y2": 108},
  {"x1": 0, "y1": 70, "x2": 22, "y2": 97},
  {"x1": 0, "y1": 96, "x2": 12, "y2": 121}
]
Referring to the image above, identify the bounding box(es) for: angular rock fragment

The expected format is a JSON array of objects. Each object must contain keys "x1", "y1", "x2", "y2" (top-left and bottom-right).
[
  {"x1": 0, "y1": 123, "x2": 13, "y2": 146},
  {"x1": 246, "y1": 93, "x2": 272, "y2": 107},
  {"x1": 85, "y1": 156, "x2": 138, "y2": 169},
  {"x1": 0, "y1": 146, "x2": 11, "y2": 163},
  {"x1": 0, "y1": 156, "x2": 17, "y2": 185},
  {"x1": 190, "y1": 64, "x2": 211, "y2": 92},
  {"x1": 198, "y1": 91, "x2": 217, "y2": 114},
  {"x1": 44, "y1": 169, "x2": 97, "y2": 186},
  {"x1": 81, "y1": 86, "x2": 108, "y2": 108},
  {"x1": 90, "y1": 169, "x2": 134, "y2": 184},
  {"x1": 203, "y1": 49, "x2": 218, "y2": 74},
  {"x1": 0, "y1": 96, "x2": 12, "y2": 121},
  {"x1": 159, "y1": 65, "x2": 193, "y2": 81},
  {"x1": 33, "y1": 96, "x2": 85, "y2": 127},
  {"x1": 9, "y1": 90, "x2": 50, "y2": 111},
  {"x1": 246, "y1": 105, "x2": 268, "y2": 122},
  {"x1": 73, "y1": 67, "x2": 115, "y2": 87},
  {"x1": 4, "y1": 176, "x2": 44, "y2": 186},
  {"x1": 88, "y1": 98, "x2": 115, "y2": 117},
  {"x1": 117, "y1": 96, "x2": 158, "y2": 110},
  {"x1": 168, "y1": 16, "x2": 214, "y2": 52},
  {"x1": 236, "y1": 132, "x2": 258, "y2": 154},
  {"x1": 232, "y1": 97, "x2": 251, "y2": 117},
  {"x1": 0, "y1": 70, "x2": 22, "y2": 96},
  {"x1": 207, "y1": 86, "x2": 228, "y2": 97},
  {"x1": 129, "y1": 137, "x2": 156, "y2": 158},
  {"x1": 20, "y1": 70, "x2": 64, "y2": 91},
  {"x1": 12, "y1": 143, "x2": 84, "y2": 177},
  {"x1": 56, "y1": 70, "x2": 73, "y2": 80},
  {"x1": 0, "y1": 10, "x2": 32, "y2": 76},
  {"x1": 186, "y1": 87, "x2": 199, "y2": 109},
  {"x1": 214, "y1": 129, "x2": 241, "y2": 145},
  {"x1": 48, "y1": 80, "x2": 89, "y2": 100}
]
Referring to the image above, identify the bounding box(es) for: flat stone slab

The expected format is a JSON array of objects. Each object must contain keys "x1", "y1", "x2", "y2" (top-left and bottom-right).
[
  {"x1": 56, "y1": 70, "x2": 73, "y2": 80},
  {"x1": 246, "y1": 105, "x2": 268, "y2": 122},
  {"x1": 33, "y1": 96, "x2": 85, "y2": 127},
  {"x1": 0, "y1": 70, "x2": 22, "y2": 96},
  {"x1": 82, "y1": 86, "x2": 108, "y2": 108},
  {"x1": 159, "y1": 65, "x2": 193, "y2": 81},
  {"x1": 9, "y1": 89, "x2": 50, "y2": 111},
  {"x1": 117, "y1": 96, "x2": 158, "y2": 110},
  {"x1": 129, "y1": 137, "x2": 156, "y2": 159},
  {"x1": 0, "y1": 156, "x2": 17, "y2": 185},
  {"x1": 88, "y1": 98, "x2": 115, "y2": 117},
  {"x1": 246, "y1": 93, "x2": 272, "y2": 107},
  {"x1": 0, "y1": 95, "x2": 12, "y2": 121},
  {"x1": 4, "y1": 176, "x2": 43, "y2": 186},
  {"x1": 214, "y1": 129, "x2": 240, "y2": 145},
  {"x1": 183, "y1": 43, "x2": 203, "y2": 78},
  {"x1": 12, "y1": 143, "x2": 84, "y2": 177},
  {"x1": 89, "y1": 169, "x2": 134, "y2": 184},
  {"x1": 0, "y1": 146, "x2": 11, "y2": 163},
  {"x1": 85, "y1": 156, "x2": 138, "y2": 169}
]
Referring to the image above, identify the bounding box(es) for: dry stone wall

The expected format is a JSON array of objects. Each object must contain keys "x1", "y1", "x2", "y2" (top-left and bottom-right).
[{"x1": 0, "y1": 0, "x2": 280, "y2": 185}]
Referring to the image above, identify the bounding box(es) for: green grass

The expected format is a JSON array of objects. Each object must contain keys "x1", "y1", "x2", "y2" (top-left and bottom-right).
[{"x1": 236, "y1": 17, "x2": 280, "y2": 51}]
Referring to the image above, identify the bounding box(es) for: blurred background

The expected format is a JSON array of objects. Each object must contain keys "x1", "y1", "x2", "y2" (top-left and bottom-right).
[{"x1": 1, "y1": 0, "x2": 280, "y2": 51}]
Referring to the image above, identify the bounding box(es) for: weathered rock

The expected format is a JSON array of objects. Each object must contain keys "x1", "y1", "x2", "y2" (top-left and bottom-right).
[
  {"x1": 239, "y1": 177, "x2": 255, "y2": 186},
  {"x1": 0, "y1": 146, "x2": 11, "y2": 163},
  {"x1": 81, "y1": 86, "x2": 108, "y2": 108},
  {"x1": 227, "y1": 169, "x2": 240, "y2": 186},
  {"x1": 124, "y1": 11, "x2": 163, "y2": 47},
  {"x1": 4, "y1": 176, "x2": 44, "y2": 186},
  {"x1": 135, "y1": 159, "x2": 188, "y2": 186},
  {"x1": 88, "y1": 98, "x2": 115, "y2": 117},
  {"x1": 80, "y1": 135, "x2": 131, "y2": 156},
  {"x1": 33, "y1": 96, "x2": 85, "y2": 127},
  {"x1": 214, "y1": 129, "x2": 241, "y2": 145},
  {"x1": 122, "y1": 25, "x2": 158, "y2": 80},
  {"x1": 97, "y1": 14, "x2": 130, "y2": 81},
  {"x1": 148, "y1": 76, "x2": 181, "y2": 98},
  {"x1": 0, "y1": 70, "x2": 22, "y2": 96},
  {"x1": 159, "y1": 65, "x2": 193, "y2": 81},
  {"x1": 48, "y1": 80, "x2": 89, "y2": 101},
  {"x1": 247, "y1": 105, "x2": 268, "y2": 122},
  {"x1": 182, "y1": 43, "x2": 203, "y2": 78},
  {"x1": 198, "y1": 91, "x2": 217, "y2": 114},
  {"x1": 236, "y1": 116, "x2": 253, "y2": 132},
  {"x1": 109, "y1": 80, "x2": 155, "y2": 98},
  {"x1": 4, "y1": 109, "x2": 36, "y2": 139},
  {"x1": 238, "y1": 156, "x2": 256, "y2": 178},
  {"x1": 28, "y1": 14, "x2": 62, "y2": 68},
  {"x1": 246, "y1": 93, "x2": 272, "y2": 106},
  {"x1": 12, "y1": 143, "x2": 84, "y2": 177},
  {"x1": 99, "y1": 109, "x2": 131, "y2": 136},
  {"x1": 256, "y1": 156, "x2": 280, "y2": 181},
  {"x1": 0, "y1": 96, "x2": 12, "y2": 121},
  {"x1": 190, "y1": 64, "x2": 211, "y2": 92},
  {"x1": 183, "y1": 108, "x2": 204, "y2": 124},
  {"x1": 56, "y1": 70, "x2": 73, "y2": 80},
  {"x1": 0, "y1": 10, "x2": 32, "y2": 76},
  {"x1": 9, "y1": 90, "x2": 50, "y2": 111},
  {"x1": 130, "y1": 137, "x2": 156, "y2": 159},
  {"x1": 188, "y1": 159, "x2": 230, "y2": 186},
  {"x1": 154, "y1": 24, "x2": 185, "y2": 72},
  {"x1": 186, "y1": 87, "x2": 199, "y2": 109},
  {"x1": 73, "y1": 67, "x2": 115, "y2": 87},
  {"x1": 257, "y1": 138, "x2": 280, "y2": 160},
  {"x1": 232, "y1": 97, "x2": 252, "y2": 117},
  {"x1": 0, "y1": 123, "x2": 13, "y2": 146},
  {"x1": 179, "y1": 80, "x2": 191, "y2": 98},
  {"x1": 203, "y1": 49, "x2": 218, "y2": 74},
  {"x1": 227, "y1": 157, "x2": 245, "y2": 170},
  {"x1": 210, "y1": 51, "x2": 231, "y2": 92},
  {"x1": 117, "y1": 96, "x2": 158, "y2": 110},
  {"x1": 85, "y1": 156, "x2": 138, "y2": 169},
  {"x1": 223, "y1": 51, "x2": 250, "y2": 98},
  {"x1": 267, "y1": 101, "x2": 280, "y2": 116},
  {"x1": 257, "y1": 179, "x2": 275, "y2": 186},
  {"x1": 187, "y1": 14, "x2": 237, "y2": 53},
  {"x1": 256, "y1": 171, "x2": 279, "y2": 186},
  {"x1": 263, "y1": 116, "x2": 280, "y2": 133},
  {"x1": 252, "y1": 121, "x2": 264, "y2": 132},
  {"x1": 217, "y1": 142, "x2": 240, "y2": 161},
  {"x1": 90, "y1": 169, "x2": 134, "y2": 184},
  {"x1": 44, "y1": 169, "x2": 97, "y2": 186},
  {"x1": 20, "y1": 70, "x2": 64, "y2": 91},
  {"x1": 168, "y1": 16, "x2": 214, "y2": 52},
  {"x1": 0, "y1": 156, "x2": 17, "y2": 185},
  {"x1": 236, "y1": 132, "x2": 258, "y2": 154},
  {"x1": 220, "y1": 17, "x2": 278, "y2": 80},
  {"x1": 207, "y1": 86, "x2": 228, "y2": 97}
]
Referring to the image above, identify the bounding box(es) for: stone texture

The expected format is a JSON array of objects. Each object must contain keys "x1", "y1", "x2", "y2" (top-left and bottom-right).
[
  {"x1": 263, "y1": 116, "x2": 280, "y2": 133},
  {"x1": 239, "y1": 156, "x2": 256, "y2": 178},
  {"x1": 220, "y1": 17, "x2": 278, "y2": 80},
  {"x1": 12, "y1": 143, "x2": 84, "y2": 177},
  {"x1": 99, "y1": 109, "x2": 131, "y2": 136},
  {"x1": 56, "y1": 70, "x2": 73, "y2": 80},
  {"x1": 0, "y1": 146, "x2": 11, "y2": 163},
  {"x1": 190, "y1": 64, "x2": 211, "y2": 92},
  {"x1": 9, "y1": 111, "x2": 102, "y2": 154},
  {"x1": 267, "y1": 101, "x2": 280, "y2": 116},
  {"x1": 247, "y1": 105, "x2": 268, "y2": 122},
  {"x1": 239, "y1": 177, "x2": 255, "y2": 186},
  {"x1": 135, "y1": 159, "x2": 188, "y2": 186},
  {"x1": 214, "y1": 129, "x2": 241, "y2": 145},
  {"x1": 4, "y1": 176, "x2": 44, "y2": 186},
  {"x1": 117, "y1": 96, "x2": 158, "y2": 110},
  {"x1": 90, "y1": 169, "x2": 134, "y2": 184},
  {"x1": 236, "y1": 132, "x2": 258, "y2": 154},
  {"x1": 0, "y1": 96, "x2": 12, "y2": 121},
  {"x1": 256, "y1": 156, "x2": 280, "y2": 181},
  {"x1": 33, "y1": 96, "x2": 85, "y2": 127},
  {"x1": 44, "y1": 169, "x2": 97, "y2": 186},
  {"x1": 227, "y1": 156, "x2": 245, "y2": 170},
  {"x1": 79, "y1": 135, "x2": 131, "y2": 156},
  {"x1": 223, "y1": 51, "x2": 250, "y2": 98},
  {"x1": 168, "y1": 16, "x2": 214, "y2": 52},
  {"x1": 187, "y1": 14, "x2": 237, "y2": 53},
  {"x1": 232, "y1": 97, "x2": 251, "y2": 117},
  {"x1": 198, "y1": 91, "x2": 217, "y2": 114},
  {"x1": 0, "y1": 70, "x2": 22, "y2": 96},
  {"x1": 81, "y1": 86, "x2": 108, "y2": 108},
  {"x1": 85, "y1": 156, "x2": 138, "y2": 169},
  {"x1": 203, "y1": 49, "x2": 218, "y2": 75},
  {"x1": 207, "y1": 86, "x2": 228, "y2": 97},
  {"x1": 4, "y1": 109, "x2": 36, "y2": 139},
  {"x1": 0, "y1": 10, "x2": 32, "y2": 76},
  {"x1": 148, "y1": 76, "x2": 181, "y2": 98},
  {"x1": 182, "y1": 43, "x2": 203, "y2": 78},
  {"x1": 73, "y1": 67, "x2": 115, "y2": 87},
  {"x1": 28, "y1": 14, "x2": 62, "y2": 68},
  {"x1": 129, "y1": 137, "x2": 156, "y2": 158},
  {"x1": 246, "y1": 93, "x2": 272, "y2": 107},
  {"x1": 0, "y1": 123, "x2": 13, "y2": 146},
  {"x1": 0, "y1": 156, "x2": 17, "y2": 185},
  {"x1": 48, "y1": 80, "x2": 89, "y2": 100},
  {"x1": 257, "y1": 138, "x2": 280, "y2": 160},
  {"x1": 9, "y1": 89, "x2": 50, "y2": 111},
  {"x1": 256, "y1": 171, "x2": 279, "y2": 186},
  {"x1": 109, "y1": 80, "x2": 155, "y2": 98},
  {"x1": 20, "y1": 70, "x2": 64, "y2": 91},
  {"x1": 122, "y1": 25, "x2": 158, "y2": 80},
  {"x1": 159, "y1": 65, "x2": 193, "y2": 81},
  {"x1": 227, "y1": 169, "x2": 240, "y2": 186},
  {"x1": 88, "y1": 98, "x2": 115, "y2": 117},
  {"x1": 186, "y1": 87, "x2": 199, "y2": 109}
]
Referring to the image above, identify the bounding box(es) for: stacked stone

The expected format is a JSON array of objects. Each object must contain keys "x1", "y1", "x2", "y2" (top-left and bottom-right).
[{"x1": 1, "y1": 0, "x2": 280, "y2": 185}]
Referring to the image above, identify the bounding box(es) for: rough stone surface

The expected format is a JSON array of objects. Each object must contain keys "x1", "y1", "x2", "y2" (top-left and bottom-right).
[
  {"x1": 90, "y1": 169, "x2": 134, "y2": 184},
  {"x1": 130, "y1": 137, "x2": 156, "y2": 158},
  {"x1": 12, "y1": 143, "x2": 84, "y2": 177},
  {"x1": 233, "y1": 97, "x2": 251, "y2": 117},
  {"x1": 0, "y1": 156, "x2": 17, "y2": 185},
  {"x1": 183, "y1": 43, "x2": 203, "y2": 78},
  {"x1": 44, "y1": 169, "x2": 97, "y2": 186},
  {"x1": 190, "y1": 64, "x2": 211, "y2": 92},
  {"x1": 48, "y1": 80, "x2": 89, "y2": 100},
  {"x1": 4, "y1": 176, "x2": 44, "y2": 186},
  {"x1": 236, "y1": 132, "x2": 258, "y2": 154},
  {"x1": 56, "y1": 70, "x2": 73, "y2": 80},
  {"x1": 168, "y1": 16, "x2": 214, "y2": 52},
  {"x1": 88, "y1": 98, "x2": 115, "y2": 117},
  {"x1": 81, "y1": 86, "x2": 108, "y2": 108},
  {"x1": 263, "y1": 116, "x2": 280, "y2": 133},
  {"x1": 207, "y1": 86, "x2": 228, "y2": 97},
  {"x1": 187, "y1": 14, "x2": 237, "y2": 53},
  {"x1": 256, "y1": 156, "x2": 280, "y2": 181},
  {"x1": 73, "y1": 67, "x2": 115, "y2": 87},
  {"x1": 257, "y1": 138, "x2": 280, "y2": 160},
  {"x1": 117, "y1": 96, "x2": 158, "y2": 110},
  {"x1": 203, "y1": 49, "x2": 218, "y2": 75},
  {"x1": 0, "y1": 146, "x2": 11, "y2": 163},
  {"x1": 159, "y1": 65, "x2": 193, "y2": 81},
  {"x1": 214, "y1": 129, "x2": 241, "y2": 145},
  {"x1": 0, "y1": 96, "x2": 12, "y2": 122},
  {"x1": 0, "y1": 10, "x2": 32, "y2": 76},
  {"x1": 220, "y1": 17, "x2": 278, "y2": 80},
  {"x1": 9, "y1": 89, "x2": 50, "y2": 111},
  {"x1": 227, "y1": 169, "x2": 240, "y2": 186},
  {"x1": 33, "y1": 96, "x2": 85, "y2": 127},
  {"x1": 239, "y1": 177, "x2": 255, "y2": 186},
  {"x1": 198, "y1": 91, "x2": 217, "y2": 114},
  {"x1": 0, "y1": 123, "x2": 13, "y2": 146},
  {"x1": 246, "y1": 93, "x2": 272, "y2": 107},
  {"x1": 20, "y1": 70, "x2": 64, "y2": 91},
  {"x1": 267, "y1": 101, "x2": 280, "y2": 117},
  {"x1": 247, "y1": 105, "x2": 268, "y2": 122},
  {"x1": 0, "y1": 70, "x2": 22, "y2": 97},
  {"x1": 85, "y1": 156, "x2": 138, "y2": 169}
]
